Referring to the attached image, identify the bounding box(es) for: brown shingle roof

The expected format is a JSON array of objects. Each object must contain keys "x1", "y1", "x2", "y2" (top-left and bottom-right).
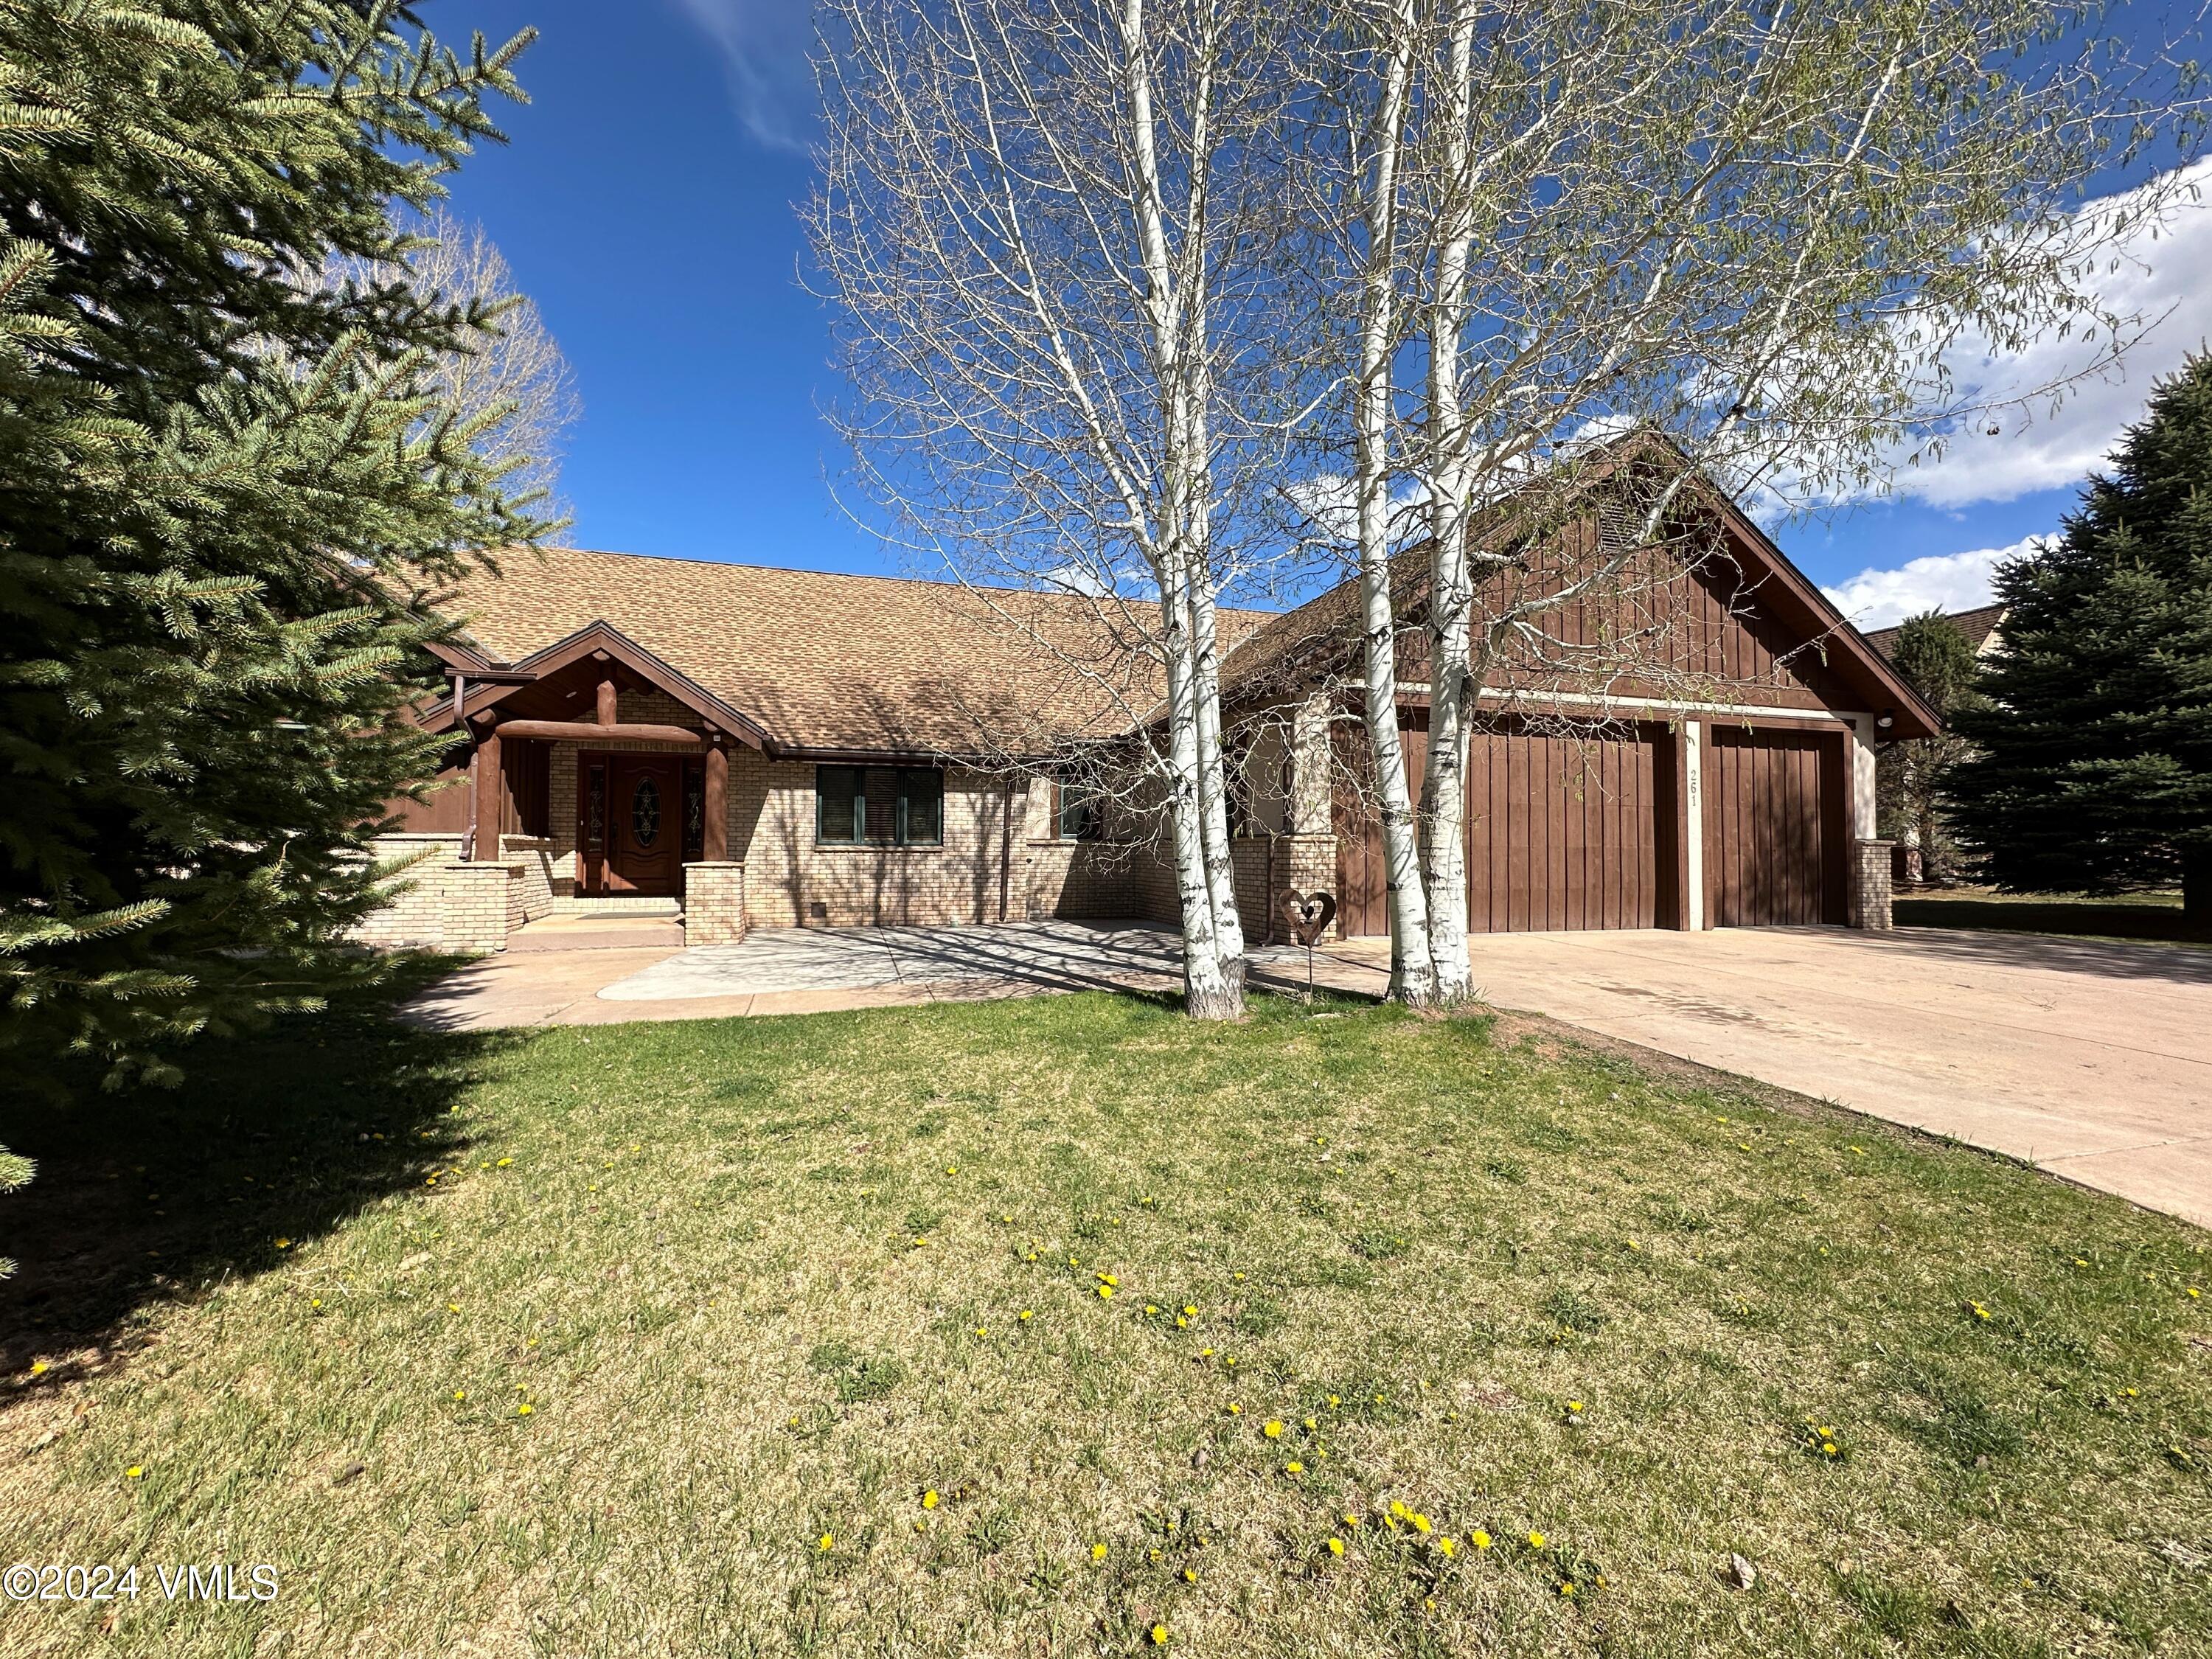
[
  {"x1": 1862, "y1": 602, "x2": 2008, "y2": 661},
  {"x1": 442, "y1": 547, "x2": 1274, "y2": 757}
]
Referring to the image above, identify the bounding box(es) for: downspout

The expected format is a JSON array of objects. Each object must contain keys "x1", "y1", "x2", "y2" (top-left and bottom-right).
[{"x1": 998, "y1": 776, "x2": 1015, "y2": 922}]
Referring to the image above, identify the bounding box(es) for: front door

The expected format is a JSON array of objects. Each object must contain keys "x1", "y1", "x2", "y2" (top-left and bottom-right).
[{"x1": 603, "y1": 755, "x2": 681, "y2": 895}]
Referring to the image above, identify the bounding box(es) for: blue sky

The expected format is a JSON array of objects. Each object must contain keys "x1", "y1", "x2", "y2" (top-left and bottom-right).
[{"x1": 438, "y1": 1, "x2": 2211, "y2": 629}]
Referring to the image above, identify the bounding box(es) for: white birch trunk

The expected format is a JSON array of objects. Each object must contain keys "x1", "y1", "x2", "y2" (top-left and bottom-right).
[
  {"x1": 1123, "y1": 0, "x2": 1243, "y2": 1017},
  {"x1": 1418, "y1": 1, "x2": 1478, "y2": 1005},
  {"x1": 1349, "y1": 2, "x2": 1434, "y2": 1005},
  {"x1": 1158, "y1": 552, "x2": 1239, "y2": 1015}
]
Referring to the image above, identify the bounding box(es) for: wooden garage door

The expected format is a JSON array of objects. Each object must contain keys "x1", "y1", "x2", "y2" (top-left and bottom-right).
[
  {"x1": 1702, "y1": 726, "x2": 1847, "y2": 926},
  {"x1": 1466, "y1": 723, "x2": 1664, "y2": 931}
]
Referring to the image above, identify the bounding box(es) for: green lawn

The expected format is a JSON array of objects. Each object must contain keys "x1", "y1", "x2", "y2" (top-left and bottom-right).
[
  {"x1": 1896, "y1": 887, "x2": 2209, "y2": 950},
  {"x1": 1, "y1": 984, "x2": 2207, "y2": 1658}
]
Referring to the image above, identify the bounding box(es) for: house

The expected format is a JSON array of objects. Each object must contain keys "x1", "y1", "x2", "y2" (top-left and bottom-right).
[
  {"x1": 1862, "y1": 602, "x2": 2009, "y2": 664},
  {"x1": 1861, "y1": 602, "x2": 2008, "y2": 885},
  {"x1": 361, "y1": 493, "x2": 1937, "y2": 954}
]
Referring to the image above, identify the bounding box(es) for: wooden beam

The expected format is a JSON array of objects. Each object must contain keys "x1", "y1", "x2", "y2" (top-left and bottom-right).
[
  {"x1": 473, "y1": 726, "x2": 503, "y2": 861},
  {"x1": 703, "y1": 742, "x2": 728, "y2": 861},
  {"x1": 596, "y1": 676, "x2": 619, "y2": 727},
  {"x1": 498, "y1": 718, "x2": 704, "y2": 747}
]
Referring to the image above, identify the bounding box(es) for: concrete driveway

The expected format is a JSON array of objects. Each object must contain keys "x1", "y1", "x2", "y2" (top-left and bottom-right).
[{"x1": 1399, "y1": 926, "x2": 2212, "y2": 1228}]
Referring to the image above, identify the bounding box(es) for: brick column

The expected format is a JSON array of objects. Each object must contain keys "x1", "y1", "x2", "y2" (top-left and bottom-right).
[
  {"x1": 1849, "y1": 839, "x2": 1895, "y2": 931},
  {"x1": 440, "y1": 860, "x2": 520, "y2": 953},
  {"x1": 684, "y1": 861, "x2": 746, "y2": 945}
]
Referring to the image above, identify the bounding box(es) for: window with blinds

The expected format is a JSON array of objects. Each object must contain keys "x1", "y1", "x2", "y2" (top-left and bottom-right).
[{"x1": 815, "y1": 765, "x2": 944, "y2": 847}]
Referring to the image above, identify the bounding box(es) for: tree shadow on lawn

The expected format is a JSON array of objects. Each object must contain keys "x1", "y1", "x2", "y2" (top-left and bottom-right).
[
  {"x1": 1895, "y1": 895, "x2": 2211, "y2": 952},
  {"x1": 0, "y1": 958, "x2": 524, "y2": 1391}
]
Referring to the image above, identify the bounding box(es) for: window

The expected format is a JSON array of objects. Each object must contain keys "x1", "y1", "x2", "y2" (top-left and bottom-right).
[
  {"x1": 1054, "y1": 781, "x2": 1100, "y2": 841},
  {"x1": 816, "y1": 765, "x2": 944, "y2": 847}
]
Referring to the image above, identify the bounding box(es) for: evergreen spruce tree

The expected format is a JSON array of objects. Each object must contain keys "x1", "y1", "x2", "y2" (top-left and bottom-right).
[
  {"x1": 1950, "y1": 352, "x2": 2212, "y2": 922},
  {"x1": 1877, "y1": 612, "x2": 1985, "y2": 885},
  {"x1": 0, "y1": 0, "x2": 546, "y2": 1095}
]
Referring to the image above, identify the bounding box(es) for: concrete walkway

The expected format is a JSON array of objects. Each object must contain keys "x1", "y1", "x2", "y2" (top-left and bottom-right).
[
  {"x1": 397, "y1": 919, "x2": 1373, "y2": 1032},
  {"x1": 1415, "y1": 926, "x2": 2212, "y2": 1228}
]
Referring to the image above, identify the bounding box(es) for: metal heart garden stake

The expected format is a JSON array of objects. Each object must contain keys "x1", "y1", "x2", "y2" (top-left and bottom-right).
[{"x1": 1278, "y1": 890, "x2": 1338, "y2": 998}]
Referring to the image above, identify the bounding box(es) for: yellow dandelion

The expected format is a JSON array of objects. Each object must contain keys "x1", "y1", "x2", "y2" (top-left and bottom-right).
[
  {"x1": 1559, "y1": 1581, "x2": 1577, "y2": 1597},
  {"x1": 496, "y1": 1158, "x2": 513, "y2": 1167},
  {"x1": 818, "y1": 1532, "x2": 834, "y2": 1551},
  {"x1": 29, "y1": 1360, "x2": 47, "y2": 1376},
  {"x1": 974, "y1": 1326, "x2": 987, "y2": 1336},
  {"x1": 1328, "y1": 1537, "x2": 1346, "y2": 1557},
  {"x1": 1439, "y1": 1537, "x2": 1458, "y2": 1557},
  {"x1": 945, "y1": 1164, "x2": 958, "y2": 1175},
  {"x1": 1390, "y1": 1500, "x2": 1410, "y2": 1519},
  {"x1": 1303, "y1": 1416, "x2": 1317, "y2": 1431},
  {"x1": 1341, "y1": 1514, "x2": 1360, "y2": 1529},
  {"x1": 1411, "y1": 1514, "x2": 1433, "y2": 1534},
  {"x1": 1471, "y1": 1530, "x2": 1492, "y2": 1550},
  {"x1": 1225, "y1": 1402, "x2": 1241, "y2": 1415},
  {"x1": 1181, "y1": 1567, "x2": 1197, "y2": 1583},
  {"x1": 1098, "y1": 1285, "x2": 1114, "y2": 1299},
  {"x1": 1284, "y1": 1461, "x2": 1304, "y2": 1475},
  {"x1": 1527, "y1": 1531, "x2": 1546, "y2": 1549},
  {"x1": 1326, "y1": 1394, "x2": 1340, "y2": 1408},
  {"x1": 1263, "y1": 1419, "x2": 1284, "y2": 1439},
  {"x1": 448, "y1": 1302, "x2": 462, "y2": 1313},
  {"x1": 275, "y1": 1238, "x2": 292, "y2": 1250},
  {"x1": 1566, "y1": 1400, "x2": 1584, "y2": 1413},
  {"x1": 922, "y1": 1490, "x2": 939, "y2": 1509},
  {"x1": 1150, "y1": 1626, "x2": 1169, "y2": 1647},
  {"x1": 453, "y1": 1389, "x2": 466, "y2": 1400},
  {"x1": 1091, "y1": 1543, "x2": 1108, "y2": 1561},
  {"x1": 125, "y1": 1466, "x2": 144, "y2": 1480},
  {"x1": 1018, "y1": 1310, "x2": 1034, "y2": 1321}
]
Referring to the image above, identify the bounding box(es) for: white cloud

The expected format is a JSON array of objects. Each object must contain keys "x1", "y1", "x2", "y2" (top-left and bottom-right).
[
  {"x1": 1820, "y1": 536, "x2": 2043, "y2": 630},
  {"x1": 1875, "y1": 159, "x2": 2212, "y2": 509},
  {"x1": 669, "y1": 0, "x2": 816, "y2": 153}
]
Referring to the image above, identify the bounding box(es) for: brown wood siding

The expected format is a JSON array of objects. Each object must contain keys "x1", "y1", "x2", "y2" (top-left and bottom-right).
[
  {"x1": 1465, "y1": 721, "x2": 1660, "y2": 932},
  {"x1": 378, "y1": 760, "x2": 470, "y2": 833},
  {"x1": 1702, "y1": 726, "x2": 1848, "y2": 925},
  {"x1": 502, "y1": 740, "x2": 549, "y2": 838},
  {"x1": 1393, "y1": 524, "x2": 1855, "y2": 712}
]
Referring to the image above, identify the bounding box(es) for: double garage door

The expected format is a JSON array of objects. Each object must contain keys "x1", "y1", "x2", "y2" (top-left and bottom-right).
[{"x1": 1338, "y1": 718, "x2": 1846, "y2": 935}]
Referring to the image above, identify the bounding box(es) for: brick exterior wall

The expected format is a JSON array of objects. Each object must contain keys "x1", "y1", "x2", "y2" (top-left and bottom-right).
[
  {"x1": 350, "y1": 833, "x2": 522, "y2": 953},
  {"x1": 501, "y1": 835, "x2": 557, "y2": 922},
  {"x1": 684, "y1": 862, "x2": 747, "y2": 944},
  {"x1": 1849, "y1": 838, "x2": 1895, "y2": 931},
  {"x1": 357, "y1": 687, "x2": 1331, "y2": 947}
]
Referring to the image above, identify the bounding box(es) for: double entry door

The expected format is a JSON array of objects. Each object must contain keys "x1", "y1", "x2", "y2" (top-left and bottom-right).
[{"x1": 577, "y1": 753, "x2": 702, "y2": 897}]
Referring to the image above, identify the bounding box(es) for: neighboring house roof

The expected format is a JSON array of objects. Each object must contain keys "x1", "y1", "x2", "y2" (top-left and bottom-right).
[
  {"x1": 1862, "y1": 602, "x2": 2008, "y2": 662},
  {"x1": 428, "y1": 546, "x2": 1274, "y2": 758}
]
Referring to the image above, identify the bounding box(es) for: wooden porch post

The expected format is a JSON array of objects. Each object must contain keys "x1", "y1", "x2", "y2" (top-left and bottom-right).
[
  {"x1": 703, "y1": 740, "x2": 728, "y2": 861},
  {"x1": 597, "y1": 675, "x2": 619, "y2": 727},
  {"x1": 473, "y1": 718, "x2": 504, "y2": 863}
]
